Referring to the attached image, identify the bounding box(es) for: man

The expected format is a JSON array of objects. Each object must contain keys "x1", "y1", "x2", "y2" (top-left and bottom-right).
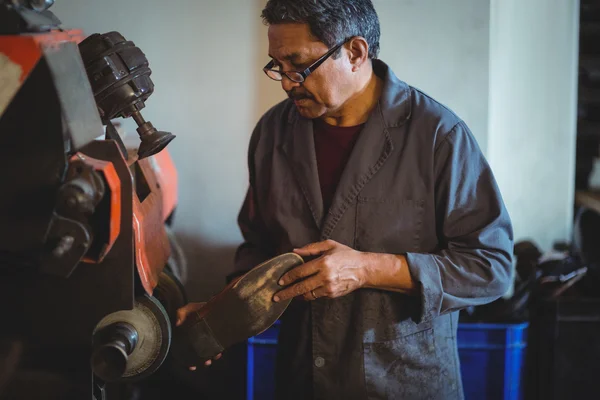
[{"x1": 181, "y1": 0, "x2": 513, "y2": 399}]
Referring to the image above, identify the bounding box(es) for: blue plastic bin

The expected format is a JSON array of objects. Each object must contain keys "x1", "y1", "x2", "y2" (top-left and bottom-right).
[
  {"x1": 247, "y1": 322, "x2": 280, "y2": 400},
  {"x1": 457, "y1": 322, "x2": 528, "y2": 400},
  {"x1": 247, "y1": 321, "x2": 528, "y2": 400}
]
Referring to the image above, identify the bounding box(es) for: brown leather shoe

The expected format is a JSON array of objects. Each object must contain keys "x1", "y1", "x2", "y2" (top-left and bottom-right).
[{"x1": 170, "y1": 253, "x2": 303, "y2": 366}]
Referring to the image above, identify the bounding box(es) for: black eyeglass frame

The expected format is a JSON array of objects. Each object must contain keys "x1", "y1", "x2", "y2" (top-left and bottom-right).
[{"x1": 263, "y1": 38, "x2": 350, "y2": 83}]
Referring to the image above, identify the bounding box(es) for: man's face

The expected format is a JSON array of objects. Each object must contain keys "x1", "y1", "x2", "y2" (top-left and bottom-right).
[{"x1": 267, "y1": 23, "x2": 353, "y2": 119}]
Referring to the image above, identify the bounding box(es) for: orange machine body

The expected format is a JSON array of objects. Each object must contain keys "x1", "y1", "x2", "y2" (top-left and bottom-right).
[{"x1": 0, "y1": 30, "x2": 178, "y2": 294}]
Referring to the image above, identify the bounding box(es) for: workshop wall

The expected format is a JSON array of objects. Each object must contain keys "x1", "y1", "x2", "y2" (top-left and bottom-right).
[{"x1": 487, "y1": 0, "x2": 579, "y2": 253}]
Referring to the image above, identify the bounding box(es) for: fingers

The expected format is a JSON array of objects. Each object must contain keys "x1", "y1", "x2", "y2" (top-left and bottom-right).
[
  {"x1": 175, "y1": 308, "x2": 187, "y2": 327},
  {"x1": 176, "y1": 302, "x2": 206, "y2": 327},
  {"x1": 278, "y1": 261, "x2": 320, "y2": 286},
  {"x1": 301, "y1": 286, "x2": 324, "y2": 301},
  {"x1": 189, "y1": 353, "x2": 223, "y2": 370},
  {"x1": 274, "y1": 275, "x2": 322, "y2": 302},
  {"x1": 204, "y1": 353, "x2": 223, "y2": 366},
  {"x1": 293, "y1": 240, "x2": 337, "y2": 257}
]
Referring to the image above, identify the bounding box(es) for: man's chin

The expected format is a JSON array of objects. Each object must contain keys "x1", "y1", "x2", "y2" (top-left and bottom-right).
[{"x1": 294, "y1": 101, "x2": 323, "y2": 119}]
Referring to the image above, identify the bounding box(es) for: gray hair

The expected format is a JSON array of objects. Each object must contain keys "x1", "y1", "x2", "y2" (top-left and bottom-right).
[{"x1": 261, "y1": 0, "x2": 380, "y2": 59}]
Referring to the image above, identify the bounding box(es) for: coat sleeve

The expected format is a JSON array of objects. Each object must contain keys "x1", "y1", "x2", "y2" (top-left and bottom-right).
[
  {"x1": 405, "y1": 120, "x2": 514, "y2": 323},
  {"x1": 231, "y1": 124, "x2": 276, "y2": 281}
]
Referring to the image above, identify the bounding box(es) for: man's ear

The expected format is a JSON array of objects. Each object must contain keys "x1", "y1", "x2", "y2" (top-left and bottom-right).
[{"x1": 347, "y1": 37, "x2": 369, "y2": 72}]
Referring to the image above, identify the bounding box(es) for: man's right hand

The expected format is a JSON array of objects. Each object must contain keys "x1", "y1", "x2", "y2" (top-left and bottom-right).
[{"x1": 176, "y1": 302, "x2": 223, "y2": 370}]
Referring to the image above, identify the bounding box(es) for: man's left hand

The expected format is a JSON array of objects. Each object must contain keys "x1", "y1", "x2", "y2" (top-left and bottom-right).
[{"x1": 273, "y1": 240, "x2": 366, "y2": 302}]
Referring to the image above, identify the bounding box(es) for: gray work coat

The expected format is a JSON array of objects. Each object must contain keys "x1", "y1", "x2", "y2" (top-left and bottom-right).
[{"x1": 234, "y1": 59, "x2": 513, "y2": 400}]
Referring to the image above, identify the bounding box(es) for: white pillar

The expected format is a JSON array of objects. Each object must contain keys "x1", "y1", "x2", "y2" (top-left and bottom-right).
[{"x1": 487, "y1": 0, "x2": 580, "y2": 251}]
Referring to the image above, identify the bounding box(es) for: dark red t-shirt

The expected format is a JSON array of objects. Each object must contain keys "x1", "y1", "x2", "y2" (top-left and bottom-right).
[{"x1": 313, "y1": 119, "x2": 364, "y2": 212}]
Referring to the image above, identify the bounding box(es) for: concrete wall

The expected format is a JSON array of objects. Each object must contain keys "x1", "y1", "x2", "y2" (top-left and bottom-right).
[{"x1": 487, "y1": 0, "x2": 579, "y2": 251}]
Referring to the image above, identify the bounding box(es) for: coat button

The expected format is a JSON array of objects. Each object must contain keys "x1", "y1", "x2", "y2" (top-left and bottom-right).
[{"x1": 314, "y1": 356, "x2": 325, "y2": 368}]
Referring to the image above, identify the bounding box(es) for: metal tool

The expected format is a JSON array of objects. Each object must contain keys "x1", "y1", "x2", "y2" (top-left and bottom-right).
[
  {"x1": 91, "y1": 294, "x2": 171, "y2": 383},
  {"x1": 78, "y1": 31, "x2": 175, "y2": 159}
]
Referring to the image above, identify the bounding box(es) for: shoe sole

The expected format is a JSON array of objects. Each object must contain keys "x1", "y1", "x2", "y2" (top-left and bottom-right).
[{"x1": 171, "y1": 253, "x2": 304, "y2": 364}]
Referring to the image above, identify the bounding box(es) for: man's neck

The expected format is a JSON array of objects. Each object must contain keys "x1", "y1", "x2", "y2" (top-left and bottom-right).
[{"x1": 321, "y1": 69, "x2": 383, "y2": 127}]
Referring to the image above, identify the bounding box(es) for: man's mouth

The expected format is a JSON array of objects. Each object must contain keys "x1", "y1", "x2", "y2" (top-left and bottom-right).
[
  {"x1": 293, "y1": 98, "x2": 311, "y2": 106},
  {"x1": 288, "y1": 89, "x2": 313, "y2": 104}
]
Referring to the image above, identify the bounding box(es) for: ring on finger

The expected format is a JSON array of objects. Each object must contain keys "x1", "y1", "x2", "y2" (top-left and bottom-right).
[{"x1": 311, "y1": 289, "x2": 318, "y2": 300}]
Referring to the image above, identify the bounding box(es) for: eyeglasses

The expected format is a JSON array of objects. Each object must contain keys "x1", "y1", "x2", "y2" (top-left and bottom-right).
[{"x1": 263, "y1": 39, "x2": 349, "y2": 83}]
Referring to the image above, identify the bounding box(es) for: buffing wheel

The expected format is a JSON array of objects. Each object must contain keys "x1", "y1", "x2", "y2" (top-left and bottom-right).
[
  {"x1": 153, "y1": 270, "x2": 188, "y2": 326},
  {"x1": 92, "y1": 294, "x2": 171, "y2": 382}
]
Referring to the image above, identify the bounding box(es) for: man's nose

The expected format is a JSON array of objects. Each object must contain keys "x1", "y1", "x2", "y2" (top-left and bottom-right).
[{"x1": 281, "y1": 76, "x2": 301, "y2": 92}]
